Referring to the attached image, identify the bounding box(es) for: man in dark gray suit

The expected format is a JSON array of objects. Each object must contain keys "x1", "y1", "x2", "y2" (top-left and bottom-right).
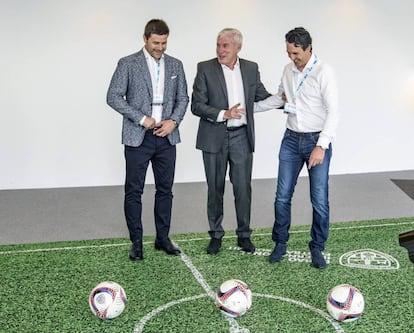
[
  {"x1": 191, "y1": 28, "x2": 270, "y2": 254},
  {"x1": 107, "y1": 19, "x2": 189, "y2": 261}
]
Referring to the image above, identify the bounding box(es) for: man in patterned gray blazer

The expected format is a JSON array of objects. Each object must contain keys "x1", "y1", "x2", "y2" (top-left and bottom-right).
[{"x1": 107, "y1": 19, "x2": 189, "y2": 261}]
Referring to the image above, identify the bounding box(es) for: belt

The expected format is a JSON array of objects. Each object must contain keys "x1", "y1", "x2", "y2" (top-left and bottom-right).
[
  {"x1": 226, "y1": 125, "x2": 247, "y2": 131},
  {"x1": 151, "y1": 103, "x2": 163, "y2": 106},
  {"x1": 286, "y1": 128, "x2": 320, "y2": 137}
]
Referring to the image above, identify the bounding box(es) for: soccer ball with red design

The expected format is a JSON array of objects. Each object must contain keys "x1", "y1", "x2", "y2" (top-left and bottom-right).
[
  {"x1": 326, "y1": 284, "x2": 364, "y2": 322},
  {"x1": 216, "y1": 279, "x2": 252, "y2": 317},
  {"x1": 89, "y1": 281, "x2": 127, "y2": 319}
]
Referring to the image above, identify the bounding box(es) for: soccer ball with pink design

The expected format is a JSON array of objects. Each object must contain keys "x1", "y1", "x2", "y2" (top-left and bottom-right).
[
  {"x1": 216, "y1": 279, "x2": 252, "y2": 318},
  {"x1": 326, "y1": 284, "x2": 365, "y2": 322},
  {"x1": 89, "y1": 281, "x2": 127, "y2": 319}
]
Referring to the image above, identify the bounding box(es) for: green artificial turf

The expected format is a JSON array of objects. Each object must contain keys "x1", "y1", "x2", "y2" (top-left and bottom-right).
[{"x1": 1, "y1": 217, "x2": 414, "y2": 332}]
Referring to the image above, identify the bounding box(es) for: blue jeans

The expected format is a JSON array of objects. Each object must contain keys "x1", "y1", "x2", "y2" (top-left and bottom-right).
[{"x1": 272, "y1": 129, "x2": 332, "y2": 251}]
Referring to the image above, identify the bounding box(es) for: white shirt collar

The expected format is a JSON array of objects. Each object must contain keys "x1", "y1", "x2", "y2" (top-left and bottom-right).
[
  {"x1": 293, "y1": 53, "x2": 317, "y2": 73},
  {"x1": 221, "y1": 57, "x2": 240, "y2": 71},
  {"x1": 142, "y1": 47, "x2": 164, "y2": 62}
]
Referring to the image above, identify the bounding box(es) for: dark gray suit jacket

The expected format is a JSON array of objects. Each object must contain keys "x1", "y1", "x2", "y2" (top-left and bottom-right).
[
  {"x1": 191, "y1": 58, "x2": 270, "y2": 153},
  {"x1": 107, "y1": 50, "x2": 189, "y2": 147}
]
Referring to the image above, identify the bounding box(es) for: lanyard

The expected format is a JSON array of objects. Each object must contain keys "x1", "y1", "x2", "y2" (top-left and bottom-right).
[
  {"x1": 294, "y1": 57, "x2": 318, "y2": 99},
  {"x1": 152, "y1": 59, "x2": 163, "y2": 103},
  {"x1": 154, "y1": 60, "x2": 161, "y2": 93},
  {"x1": 156, "y1": 60, "x2": 161, "y2": 85}
]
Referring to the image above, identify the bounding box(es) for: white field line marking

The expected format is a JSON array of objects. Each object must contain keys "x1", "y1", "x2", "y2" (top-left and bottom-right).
[
  {"x1": 1, "y1": 220, "x2": 413, "y2": 255},
  {"x1": 133, "y1": 248, "x2": 346, "y2": 333},
  {"x1": 253, "y1": 293, "x2": 344, "y2": 333},
  {"x1": 133, "y1": 294, "x2": 207, "y2": 333},
  {"x1": 0, "y1": 242, "x2": 130, "y2": 255},
  {"x1": 134, "y1": 243, "x2": 250, "y2": 333},
  {"x1": 173, "y1": 242, "x2": 250, "y2": 333}
]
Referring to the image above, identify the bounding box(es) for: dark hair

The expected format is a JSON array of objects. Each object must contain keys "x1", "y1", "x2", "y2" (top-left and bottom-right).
[
  {"x1": 144, "y1": 19, "x2": 169, "y2": 39},
  {"x1": 285, "y1": 27, "x2": 312, "y2": 51}
]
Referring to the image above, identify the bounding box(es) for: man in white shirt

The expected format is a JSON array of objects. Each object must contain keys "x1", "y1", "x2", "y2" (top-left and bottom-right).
[{"x1": 255, "y1": 27, "x2": 339, "y2": 268}]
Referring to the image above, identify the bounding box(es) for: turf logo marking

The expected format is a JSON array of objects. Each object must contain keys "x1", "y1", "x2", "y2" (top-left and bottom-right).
[
  {"x1": 227, "y1": 247, "x2": 331, "y2": 264},
  {"x1": 339, "y1": 249, "x2": 400, "y2": 270},
  {"x1": 287, "y1": 250, "x2": 331, "y2": 264}
]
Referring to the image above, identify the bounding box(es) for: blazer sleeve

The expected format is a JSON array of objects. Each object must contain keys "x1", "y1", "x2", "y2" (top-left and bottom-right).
[
  {"x1": 106, "y1": 58, "x2": 145, "y2": 124},
  {"x1": 170, "y1": 59, "x2": 189, "y2": 126},
  {"x1": 253, "y1": 63, "x2": 271, "y2": 102},
  {"x1": 191, "y1": 62, "x2": 225, "y2": 123}
]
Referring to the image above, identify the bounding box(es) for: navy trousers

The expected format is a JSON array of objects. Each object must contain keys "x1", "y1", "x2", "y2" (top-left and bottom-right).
[{"x1": 124, "y1": 131, "x2": 176, "y2": 244}]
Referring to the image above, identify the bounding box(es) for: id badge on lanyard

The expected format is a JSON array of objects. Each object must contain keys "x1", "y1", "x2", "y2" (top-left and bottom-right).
[{"x1": 284, "y1": 57, "x2": 318, "y2": 114}]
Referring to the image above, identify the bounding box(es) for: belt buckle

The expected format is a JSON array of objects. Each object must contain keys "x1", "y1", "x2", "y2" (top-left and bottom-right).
[{"x1": 227, "y1": 125, "x2": 245, "y2": 131}]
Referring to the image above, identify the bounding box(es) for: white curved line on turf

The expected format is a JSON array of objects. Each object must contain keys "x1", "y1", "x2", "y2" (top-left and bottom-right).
[
  {"x1": 134, "y1": 242, "x2": 251, "y2": 333},
  {"x1": 133, "y1": 243, "x2": 345, "y2": 333},
  {"x1": 1, "y1": 220, "x2": 413, "y2": 255},
  {"x1": 174, "y1": 242, "x2": 251, "y2": 333},
  {"x1": 253, "y1": 293, "x2": 344, "y2": 333},
  {"x1": 133, "y1": 294, "x2": 250, "y2": 333},
  {"x1": 133, "y1": 292, "x2": 345, "y2": 332},
  {"x1": 133, "y1": 294, "x2": 207, "y2": 333}
]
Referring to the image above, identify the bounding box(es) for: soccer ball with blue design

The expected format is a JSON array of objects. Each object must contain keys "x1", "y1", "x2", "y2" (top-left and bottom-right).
[
  {"x1": 89, "y1": 281, "x2": 127, "y2": 319},
  {"x1": 326, "y1": 284, "x2": 364, "y2": 322},
  {"x1": 216, "y1": 279, "x2": 252, "y2": 317}
]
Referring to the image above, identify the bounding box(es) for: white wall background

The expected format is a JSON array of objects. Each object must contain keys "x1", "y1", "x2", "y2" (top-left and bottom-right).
[{"x1": 1, "y1": 0, "x2": 413, "y2": 190}]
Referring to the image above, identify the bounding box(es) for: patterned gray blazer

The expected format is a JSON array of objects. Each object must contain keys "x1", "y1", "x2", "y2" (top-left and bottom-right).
[{"x1": 107, "y1": 50, "x2": 189, "y2": 147}]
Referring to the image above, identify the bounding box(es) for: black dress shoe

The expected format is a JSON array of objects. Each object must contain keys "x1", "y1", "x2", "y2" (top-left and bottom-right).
[
  {"x1": 207, "y1": 238, "x2": 222, "y2": 254},
  {"x1": 129, "y1": 242, "x2": 143, "y2": 261},
  {"x1": 154, "y1": 239, "x2": 181, "y2": 255},
  {"x1": 237, "y1": 237, "x2": 256, "y2": 253}
]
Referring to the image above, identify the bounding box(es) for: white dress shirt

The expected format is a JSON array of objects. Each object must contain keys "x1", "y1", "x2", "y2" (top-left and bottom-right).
[
  {"x1": 217, "y1": 58, "x2": 247, "y2": 127},
  {"x1": 142, "y1": 47, "x2": 165, "y2": 124},
  {"x1": 255, "y1": 53, "x2": 339, "y2": 148}
]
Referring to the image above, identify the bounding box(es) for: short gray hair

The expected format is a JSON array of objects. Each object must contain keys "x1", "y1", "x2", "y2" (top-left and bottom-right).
[{"x1": 217, "y1": 28, "x2": 243, "y2": 45}]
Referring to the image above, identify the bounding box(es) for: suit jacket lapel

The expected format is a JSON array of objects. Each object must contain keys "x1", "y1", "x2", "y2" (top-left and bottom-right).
[
  {"x1": 163, "y1": 55, "x2": 172, "y2": 103},
  {"x1": 239, "y1": 59, "x2": 250, "y2": 108},
  {"x1": 135, "y1": 50, "x2": 153, "y2": 99},
  {"x1": 213, "y1": 60, "x2": 228, "y2": 104}
]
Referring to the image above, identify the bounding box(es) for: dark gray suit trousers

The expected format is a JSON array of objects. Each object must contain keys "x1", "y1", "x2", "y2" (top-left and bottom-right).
[{"x1": 202, "y1": 126, "x2": 252, "y2": 239}]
